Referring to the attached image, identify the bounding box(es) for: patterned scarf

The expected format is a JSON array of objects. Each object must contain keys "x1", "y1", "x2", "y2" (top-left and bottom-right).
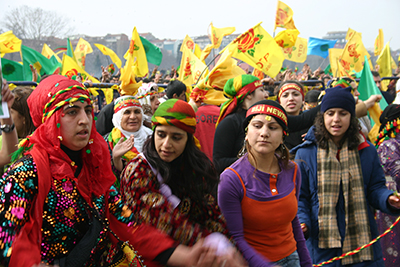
[
  {"x1": 107, "y1": 127, "x2": 140, "y2": 162},
  {"x1": 317, "y1": 139, "x2": 373, "y2": 265}
]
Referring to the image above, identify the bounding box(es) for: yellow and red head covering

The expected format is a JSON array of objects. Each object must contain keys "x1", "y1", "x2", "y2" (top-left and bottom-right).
[
  {"x1": 25, "y1": 75, "x2": 115, "y2": 200},
  {"x1": 277, "y1": 82, "x2": 304, "y2": 103},
  {"x1": 114, "y1": 96, "x2": 141, "y2": 113},
  {"x1": 152, "y1": 99, "x2": 196, "y2": 134},
  {"x1": 217, "y1": 74, "x2": 262, "y2": 126}
]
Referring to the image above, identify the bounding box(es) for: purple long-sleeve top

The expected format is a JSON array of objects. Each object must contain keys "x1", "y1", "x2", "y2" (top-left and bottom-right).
[{"x1": 218, "y1": 155, "x2": 312, "y2": 267}]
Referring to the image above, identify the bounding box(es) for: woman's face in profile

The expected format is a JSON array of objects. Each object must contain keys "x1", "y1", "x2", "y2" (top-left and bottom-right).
[{"x1": 154, "y1": 125, "x2": 188, "y2": 162}]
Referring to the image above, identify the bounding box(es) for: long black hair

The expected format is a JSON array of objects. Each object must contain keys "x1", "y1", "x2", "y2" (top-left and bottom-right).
[{"x1": 143, "y1": 128, "x2": 219, "y2": 202}]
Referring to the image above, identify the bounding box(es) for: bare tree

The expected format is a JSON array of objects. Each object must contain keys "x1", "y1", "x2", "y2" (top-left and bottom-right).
[{"x1": 2, "y1": 5, "x2": 74, "y2": 40}]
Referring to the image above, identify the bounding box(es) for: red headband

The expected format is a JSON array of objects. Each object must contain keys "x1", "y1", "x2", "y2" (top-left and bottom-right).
[
  {"x1": 278, "y1": 83, "x2": 304, "y2": 102},
  {"x1": 246, "y1": 104, "x2": 288, "y2": 126}
]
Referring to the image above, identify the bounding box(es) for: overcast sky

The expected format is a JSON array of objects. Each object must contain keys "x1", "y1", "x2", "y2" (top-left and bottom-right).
[{"x1": 1, "y1": 0, "x2": 399, "y2": 50}]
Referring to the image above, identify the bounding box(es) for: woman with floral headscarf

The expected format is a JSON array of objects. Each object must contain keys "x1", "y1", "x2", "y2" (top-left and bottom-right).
[
  {"x1": 120, "y1": 99, "x2": 247, "y2": 267},
  {"x1": 0, "y1": 75, "x2": 222, "y2": 267},
  {"x1": 105, "y1": 95, "x2": 152, "y2": 183}
]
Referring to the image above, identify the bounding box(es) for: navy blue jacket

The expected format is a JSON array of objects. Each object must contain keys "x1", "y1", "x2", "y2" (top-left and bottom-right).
[{"x1": 293, "y1": 127, "x2": 400, "y2": 266}]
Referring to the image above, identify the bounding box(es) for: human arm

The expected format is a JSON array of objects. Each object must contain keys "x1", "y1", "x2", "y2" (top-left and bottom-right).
[
  {"x1": 287, "y1": 105, "x2": 320, "y2": 133},
  {"x1": 362, "y1": 144, "x2": 400, "y2": 215},
  {"x1": 294, "y1": 148, "x2": 313, "y2": 236},
  {"x1": 213, "y1": 114, "x2": 243, "y2": 174},
  {"x1": 291, "y1": 164, "x2": 312, "y2": 266},
  {"x1": 119, "y1": 157, "x2": 224, "y2": 245},
  {"x1": 0, "y1": 80, "x2": 18, "y2": 168},
  {"x1": 377, "y1": 139, "x2": 400, "y2": 185},
  {"x1": 218, "y1": 168, "x2": 274, "y2": 267},
  {"x1": 0, "y1": 156, "x2": 38, "y2": 265}
]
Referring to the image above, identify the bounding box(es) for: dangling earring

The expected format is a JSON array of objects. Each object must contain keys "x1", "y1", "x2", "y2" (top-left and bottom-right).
[
  {"x1": 238, "y1": 139, "x2": 247, "y2": 157},
  {"x1": 281, "y1": 143, "x2": 287, "y2": 160}
]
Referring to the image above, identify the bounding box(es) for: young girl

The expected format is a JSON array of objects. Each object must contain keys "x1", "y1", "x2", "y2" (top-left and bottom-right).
[
  {"x1": 294, "y1": 86, "x2": 400, "y2": 266},
  {"x1": 218, "y1": 100, "x2": 312, "y2": 267}
]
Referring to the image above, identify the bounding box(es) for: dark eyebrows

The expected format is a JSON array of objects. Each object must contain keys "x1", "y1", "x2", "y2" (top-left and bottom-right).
[
  {"x1": 156, "y1": 129, "x2": 185, "y2": 136},
  {"x1": 63, "y1": 103, "x2": 92, "y2": 111}
]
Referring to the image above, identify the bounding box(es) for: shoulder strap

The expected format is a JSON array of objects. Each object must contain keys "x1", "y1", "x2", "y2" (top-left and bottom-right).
[{"x1": 226, "y1": 167, "x2": 246, "y2": 195}]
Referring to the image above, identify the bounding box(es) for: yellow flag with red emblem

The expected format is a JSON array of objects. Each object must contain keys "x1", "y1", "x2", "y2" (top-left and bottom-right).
[
  {"x1": 42, "y1": 43, "x2": 61, "y2": 62},
  {"x1": 345, "y1": 28, "x2": 357, "y2": 41},
  {"x1": 178, "y1": 45, "x2": 208, "y2": 87},
  {"x1": 124, "y1": 27, "x2": 148, "y2": 77},
  {"x1": 340, "y1": 32, "x2": 371, "y2": 73},
  {"x1": 374, "y1": 29, "x2": 384, "y2": 56},
  {"x1": 282, "y1": 36, "x2": 307, "y2": 63},
  {"x1": 61, "y1": 54, "x2": 99, "y2": 83},
  {"x1": 328, "y1": 48, "x2": 344, "y2": 77},
  {"x1": 181, "y1": 35, "x2": 202, "y2": 59},
  {"x1": 210, "y1": 23, "x2": 235, "y2": 48},
  {"x1": 0, "y1": 31, "x2": 22, "y2": 54},
  {"x1": 74, "y1": 38, "x2": 93, "y2": 69},
  {"x1": 228, "y1": 23, "x2": 284, "y2": 78},
  {"x1": 94, "y1": 43, "x2": 122, "y2": 69},
  {"x1": 274, "y1": 1, "x2": 297, "y2": 31},
  {"x1": 191, "y1": 48, "x2": 245, "y2": 106},
  {"x1": 120, "y1": 53, "x2": 143, "y2": 96},
  {"x1": 200, "y1": 23, "x2": 236, "y2": 61},
  {"x1": 274, "y1": 29, "x2": 300, "y2": 49}
]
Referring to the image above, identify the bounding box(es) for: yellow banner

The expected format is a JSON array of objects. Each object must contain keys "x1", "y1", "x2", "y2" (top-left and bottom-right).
[
  {"x1": 0, "y1": 31, "x2": 22, "y2": 54},
  {"x1": 124, "y1": 27, "x2": 148, "y2": 77},
  {"x1": 229, "y1": 23, "x2": 284, "y2": 78},
  {"x1": 282, "y1": 36, "x2": 307, "y2": 63},
  {"x1": 274, "y1": 1, "x2": 297, "y2": 31}
]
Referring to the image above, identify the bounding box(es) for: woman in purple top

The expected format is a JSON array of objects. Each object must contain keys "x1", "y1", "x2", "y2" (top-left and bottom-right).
[
  {"x1": 218, "y1": 100, "x2": 312, "y2": 267},
  {"x1": 375, "y1": 104, "x2": 400, "y2": 267}
]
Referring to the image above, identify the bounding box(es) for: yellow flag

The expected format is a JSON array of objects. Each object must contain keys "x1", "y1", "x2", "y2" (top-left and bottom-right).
[
  {"x1": 200, "y1": 44, "x2": 214, "y2": 62},
  {"x1": 328, "y1": 48, "x2": 343, "y2": 77},
  {"x1": 42, "y1": 43, "x2": 61, "y2": 62},
  {"x1": 340, "y1": 32, "x2": 371, "y2": 73},
  {"x1": 229, "y1": 23, "x2": 284, "y2": 78},
  {"x1": 94, "y1": 43, "x2": 122, "y2": 69},
  {"x1": 178, "y1": 45, "x2": 209, "y2": 87},
  {"x1": 74, "y1": 38, "x2": 93, "y2": 69},
  {"x1": 274, "y1": 29, "x2": 300, "y2": 48},
  {"x1": 124, "y1": 27, "x2": 148, "y2": 77},
  {"x1": 210, "y1": 23, "x2": 235, "y2": 48},
  {"x1": 191, "y1": 48, "x2": 245, "y2": 105},
  {"x1": 61, "y1": 54, "x2": 99, "y2": 83},
  {"x1": 0, "y1": 31, "x2": 22, "y2": 54},
  {"x1": 282, "y1": 36, "x2": 307, "y2": 63},
  {"x1": 120, "y1": 53, "x2": 143, "y2": 96},
  {"x1": 374, "y1": 29, "x2": 384, "y2": 56},
  {"x1": 376, "y1": 42, "x2": 392, "y2": 78},
  {"x1": 345, "y1": 28, "x2": 357, "y2": 41},
  {"x1": 274, "y1": 1, "x2": 297, "y2": 31}
]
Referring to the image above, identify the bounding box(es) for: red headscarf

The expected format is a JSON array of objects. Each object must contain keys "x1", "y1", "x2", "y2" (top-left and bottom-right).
[{"x1": 10, "y1": 75, "x2": 115, "y2": 266}]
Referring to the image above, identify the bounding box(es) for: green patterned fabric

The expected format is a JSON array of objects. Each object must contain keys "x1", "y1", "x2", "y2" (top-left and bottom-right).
[{"x1": 152, "y1": 99, "x2": 196, "y2": 134}]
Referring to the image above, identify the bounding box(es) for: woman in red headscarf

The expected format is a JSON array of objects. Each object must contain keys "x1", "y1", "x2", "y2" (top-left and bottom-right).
[{"x1": 0, "y1": 75, "x2": 222, "y2": 267}]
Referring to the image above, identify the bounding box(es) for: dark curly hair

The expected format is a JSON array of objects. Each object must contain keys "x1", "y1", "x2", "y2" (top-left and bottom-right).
[{"x1": 314, "y1": 112, "x2": 361, "y2": 150}]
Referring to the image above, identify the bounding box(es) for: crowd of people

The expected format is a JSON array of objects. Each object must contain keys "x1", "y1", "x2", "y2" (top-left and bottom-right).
[{"x1": 0, "y1": 60, "x2": 400, "y2": 267}]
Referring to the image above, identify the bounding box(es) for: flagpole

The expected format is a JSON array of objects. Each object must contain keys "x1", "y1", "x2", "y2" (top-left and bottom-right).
[
  {"x1": 318, "y1": 57, "x2": 327, "y2": 69},
  {"x1": 195, "y1": 53, "x2": 219, "y2": 85}
]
